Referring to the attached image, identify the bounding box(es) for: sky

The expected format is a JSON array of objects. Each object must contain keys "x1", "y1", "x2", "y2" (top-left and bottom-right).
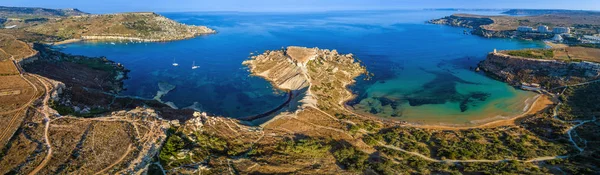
[{"x1": 2, "y1": 0, "x2": 599, "y2": 13}]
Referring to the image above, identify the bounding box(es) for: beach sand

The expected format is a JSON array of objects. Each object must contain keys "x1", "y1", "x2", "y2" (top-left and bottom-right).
[{"x1": 406, "y1": 94, "x2": 554, "y2": 130}]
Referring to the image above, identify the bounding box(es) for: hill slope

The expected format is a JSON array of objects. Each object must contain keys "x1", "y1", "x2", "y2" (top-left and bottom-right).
[
  {"x1": 0, "y1": 6, "x2": 87, "y2": 18},
  {"x1": 25, "y1": 12, "x2": 216, "y2": 42}
]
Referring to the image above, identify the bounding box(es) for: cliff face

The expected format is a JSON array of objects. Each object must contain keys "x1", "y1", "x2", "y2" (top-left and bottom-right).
[
  {"x1": 243, "y1": 48, "x2": 310, "y2": 91},
  {"x1": 479, "y1": 52, "x2": 600, "y2": 88}
]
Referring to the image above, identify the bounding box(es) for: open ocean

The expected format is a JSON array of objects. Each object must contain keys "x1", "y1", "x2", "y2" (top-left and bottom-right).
[{"x1": 57, "y1": 10, "x2": 545, "y2": 125}]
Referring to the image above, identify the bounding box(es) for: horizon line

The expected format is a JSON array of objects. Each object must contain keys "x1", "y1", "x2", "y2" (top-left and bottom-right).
[
  {"x1": 111, "y1": 8, "x2": 600, "y2": 15},
  {"x1": 2, "y1": 5, "x2": 598, "y2": 14}
]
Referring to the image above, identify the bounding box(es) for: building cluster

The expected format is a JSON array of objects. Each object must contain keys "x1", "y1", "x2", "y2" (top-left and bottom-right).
[
  {"x1": 517, "y1": 25, "x2": 571, "y2": 34},
  {"x1": 582, "y1": 35, "x2": 600, "y2": 44}
]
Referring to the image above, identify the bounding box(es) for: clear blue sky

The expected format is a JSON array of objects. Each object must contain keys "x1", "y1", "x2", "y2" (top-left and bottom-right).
[{"x1": 3, "y1": 0, "x2": 599, "y2": 13}]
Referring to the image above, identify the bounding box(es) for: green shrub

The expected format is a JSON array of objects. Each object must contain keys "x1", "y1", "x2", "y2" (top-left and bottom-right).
[
  {"x1": 505, "y1": 49, "x2": 554, "y2": 59},
  {"x1": 276, "y1": 138, "x2": 331, "y2": 158},
  {"x1": 333, "y1": 146, "x2": 369, "y2": 172}
]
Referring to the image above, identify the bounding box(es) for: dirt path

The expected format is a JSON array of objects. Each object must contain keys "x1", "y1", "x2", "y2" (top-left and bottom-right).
[
  {"x1": 28, "y1": 75, "x2": 53, "y2": 175},
  {"x1": 378, "y1": 116, "x2": 597, "y2": 164},
  {"x1": 94, "y1": 144, "x2": 133, "y2": 175},
  {"x1": 551, "y1": 79, "x2": 600, "y2": 91},
  {"x1": 567, "y1": 117, "x2": 597, "y2": 152},
  {"x1": 380, "y1": 141, "x2": 570, "y2": 163}
]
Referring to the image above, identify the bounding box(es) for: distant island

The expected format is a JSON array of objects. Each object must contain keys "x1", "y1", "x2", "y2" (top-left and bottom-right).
[
  {"x1": 27, "y1": 12, "x2": 216, "y2": 44},
  {"x1": 0, "y1": 6, "x2": 216, "y2": 43},
  {"x1": 0, "y1": 6, "x2": 87, "y2": 19}
]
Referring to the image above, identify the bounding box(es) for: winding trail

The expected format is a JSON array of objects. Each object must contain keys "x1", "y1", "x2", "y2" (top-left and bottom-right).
[
  {"x1": 94, "y1": 144, "x2": 133, "y2": 175},
  {"x1": 380, "y1": 141, "x2": 569, "y2": 163},
  {"x1": 28, "y1": 75, "x2": 53, "y2": 175},
  {"x1": 550, "y1": 79, "x2": 600, "y2": 91},
  {"x1": 567, "y1": 117, "x2": 597, "y2": 152}
]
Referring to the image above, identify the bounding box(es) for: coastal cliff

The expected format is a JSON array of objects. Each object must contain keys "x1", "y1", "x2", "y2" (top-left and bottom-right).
[
  {"x1": 25, "y1": 12, "x2": 216, "y2": 42},
  {"x1": 479, "y1": 52, "x2": 600, "y2": 88}
]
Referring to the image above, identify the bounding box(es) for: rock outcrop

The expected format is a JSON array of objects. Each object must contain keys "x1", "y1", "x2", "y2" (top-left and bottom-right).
[{"x1": 243, "y1": 47, "x2": 312, "y2": 91}]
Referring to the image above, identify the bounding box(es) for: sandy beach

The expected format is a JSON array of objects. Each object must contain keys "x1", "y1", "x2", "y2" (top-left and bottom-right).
[{"x1": 406, "y1": 94, "x2": 554, "y2": 130}]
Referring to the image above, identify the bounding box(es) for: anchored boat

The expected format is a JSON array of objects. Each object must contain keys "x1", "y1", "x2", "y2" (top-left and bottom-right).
[
  {"x1": 172, "y1": 58, "x2": 179, "y2": 66},
  {"x1": 192, "y1": 61, "x2": 199, "y2": 69}
]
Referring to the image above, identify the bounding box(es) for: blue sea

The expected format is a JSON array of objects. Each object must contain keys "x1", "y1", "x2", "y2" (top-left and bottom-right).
[{"x1": 57, "y1": 10, "x2": 545, "y2": 125}]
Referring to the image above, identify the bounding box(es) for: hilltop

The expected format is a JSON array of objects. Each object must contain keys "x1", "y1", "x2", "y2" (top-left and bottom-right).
[
  {"x1": 25, "y1": 12, "x2": 216, "y2": 42},
  {"x1": 0, "y1": 6, "x2": 87, "y2": 19},
  {"x1": 0, "y1": 6, "x2": 88, "y2": 29}
]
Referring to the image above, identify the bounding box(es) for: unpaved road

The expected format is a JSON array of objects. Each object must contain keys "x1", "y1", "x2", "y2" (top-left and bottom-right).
[{"x1": 28, "y1": 75, "x2": 53, "y2": 175}]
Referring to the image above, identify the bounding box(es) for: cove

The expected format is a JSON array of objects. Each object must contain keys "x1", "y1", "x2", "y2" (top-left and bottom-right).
[{"x1": 56, "y1": 10, "x2": 545, "y2": 124}]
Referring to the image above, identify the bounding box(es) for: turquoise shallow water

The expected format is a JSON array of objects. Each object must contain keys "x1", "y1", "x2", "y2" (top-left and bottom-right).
[{"x1": 57, "y1": 10, "x2": 545, "y2": 123}]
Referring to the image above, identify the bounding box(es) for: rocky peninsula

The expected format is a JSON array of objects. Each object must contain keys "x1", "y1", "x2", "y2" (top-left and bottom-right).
[{"x1": 243, "y1": 46, "x2": 366, "y2": 118}]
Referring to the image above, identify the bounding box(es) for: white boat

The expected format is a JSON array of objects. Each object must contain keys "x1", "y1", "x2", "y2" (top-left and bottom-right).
[
  {"x1": 172, "y1": 58, "x2": 179, "y2": 66},
  {"x1": 192, "y1": 61, "x2": 199, "y2": 69},
  {"x1": 110, "y1": 42, "x2": 116, "y2": 45}
]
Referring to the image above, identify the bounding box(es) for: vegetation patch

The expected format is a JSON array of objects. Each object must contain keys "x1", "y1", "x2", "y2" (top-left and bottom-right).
[
  {"x1": 505, "y1": 49, "x2": 555, "y2": 59},
  {"x1": 558, "y1": 82, "x2": 600, "y2": 121},
  {"x1": 276, "y1": 137, "x2": 331, "y2": 158}
]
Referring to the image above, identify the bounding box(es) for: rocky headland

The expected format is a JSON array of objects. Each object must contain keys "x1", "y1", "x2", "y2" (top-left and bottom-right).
[{"x1": 243, "y1": 46, "x2": 366, "y2": 119}]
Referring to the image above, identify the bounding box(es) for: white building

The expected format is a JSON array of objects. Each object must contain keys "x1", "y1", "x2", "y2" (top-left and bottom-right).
[
  {"x1": 538, "y1": 25, "x2": 549, "y2": 33},
  {"x1": 517, "y1": 26, "x2": 534, "y2": 32},
  {"x1": 553, "y1": 27, "x2": 570, "y2": 34},
  {"x1": 583, "y1": 35, "x2": 600, "y2": 44},
  {"x1": 552, "y1": 34, "x2": 564, "y2": 42}
]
